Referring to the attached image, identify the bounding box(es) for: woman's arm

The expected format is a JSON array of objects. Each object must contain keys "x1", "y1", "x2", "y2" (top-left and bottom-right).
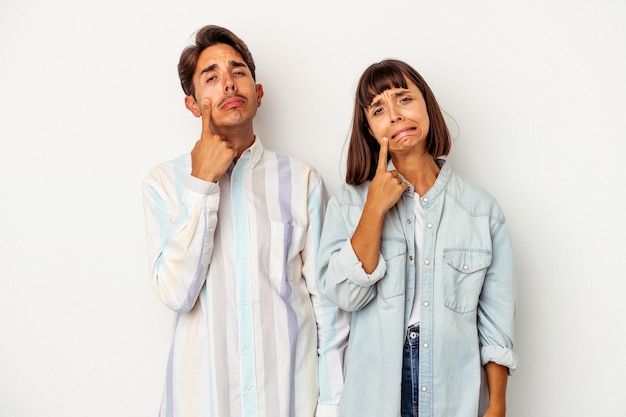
[
  {"x1": 483, "y1": 362, "x2": 508, "y2": 417},
  {"x1": 352, "y1": 138, "x2": 407, "y2": 272}
]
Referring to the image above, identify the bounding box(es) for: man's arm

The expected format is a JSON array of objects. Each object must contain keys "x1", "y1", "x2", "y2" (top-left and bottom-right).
[
  {"x1": 143, "y1": 168, "x2": 220, "y2": 312},
  {"x1": 143, "y1": 99, "x2": 239, "y2": 312}
]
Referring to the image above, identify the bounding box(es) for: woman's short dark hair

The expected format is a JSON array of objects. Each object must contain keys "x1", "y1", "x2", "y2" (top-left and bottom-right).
[
  {"x1": 178, "y1": 25, "x2": 256, "y2": 99},
  {"x1": 346, "y1": 59, "x2": 451, "y2": 185}
]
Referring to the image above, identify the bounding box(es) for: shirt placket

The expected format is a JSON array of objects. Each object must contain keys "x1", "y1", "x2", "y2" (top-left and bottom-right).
[
  {"x1": 418, "y1": 193, "x2": 437, "y2": 415},
  {"x1": 231, "y1": 152, "x2": 259, "y2": 416}
]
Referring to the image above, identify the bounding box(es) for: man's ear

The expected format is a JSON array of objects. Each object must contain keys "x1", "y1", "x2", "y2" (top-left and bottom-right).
[
  {"x1": 255, "y1": 84, "x2": 264, "y2": 107},
  {"x1": 185, "y1": 95, "x2": 202, "y2": 117}
]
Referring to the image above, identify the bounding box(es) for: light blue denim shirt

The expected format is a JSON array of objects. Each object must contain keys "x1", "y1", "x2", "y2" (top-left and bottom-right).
[{"x1": 317, "y1": 160, "x2": 517, "y2": 417}]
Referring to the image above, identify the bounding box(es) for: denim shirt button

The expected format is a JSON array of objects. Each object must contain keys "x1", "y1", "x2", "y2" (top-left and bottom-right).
[
  {"x1": 424, "y1": 259, "x2": 430, "y2": 265},
  {"x1": 421, "y1": 386, "x2": 428, "y2": 392},
  {"x1": 423, "y1": 301, "x2": 429, "y2": 307},
  {"x1": 427, "y1": 223, "x2": 433, "y2": 228}
]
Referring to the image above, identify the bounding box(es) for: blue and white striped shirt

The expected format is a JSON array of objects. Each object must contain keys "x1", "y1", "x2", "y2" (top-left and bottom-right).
[{"x1": 143, "y1": 138, "x2": 348, "y2": 417}]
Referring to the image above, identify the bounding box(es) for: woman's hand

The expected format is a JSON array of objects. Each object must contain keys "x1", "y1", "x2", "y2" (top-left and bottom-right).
[{"x1": 365, "y1": 137, "x2": 408, "y2": 215}]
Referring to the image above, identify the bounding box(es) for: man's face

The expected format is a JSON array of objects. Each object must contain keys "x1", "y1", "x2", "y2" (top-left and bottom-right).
[{"x1": 185, "y1": 43, "x2": 263, "y2": 133}]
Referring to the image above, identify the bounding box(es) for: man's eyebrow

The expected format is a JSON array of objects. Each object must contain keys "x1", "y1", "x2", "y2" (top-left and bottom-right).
[
  {"x1": 200, "y1": 60, "x2": 247, "y2": 76},
  {"x1": 200, "y1": 63, "x2": 217, "y2": 75},
  {"x1": 230, "y1": 60, "x2": 246, "y2": 69}
]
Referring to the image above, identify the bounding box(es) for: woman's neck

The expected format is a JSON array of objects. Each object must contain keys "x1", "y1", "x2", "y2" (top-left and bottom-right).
[{"x1": 392, "y1": 151, "x2": 440, "y2": 196}]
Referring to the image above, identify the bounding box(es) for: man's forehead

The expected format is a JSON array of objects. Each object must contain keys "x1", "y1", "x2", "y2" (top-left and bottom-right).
[{"x1": 198, "y1": 44, "x2": 245, "y2": 67}]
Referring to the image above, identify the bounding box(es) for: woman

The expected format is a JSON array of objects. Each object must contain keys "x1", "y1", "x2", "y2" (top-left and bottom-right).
[{"x1": 317, "y1": 60, "x2": 517, "y2": 417}]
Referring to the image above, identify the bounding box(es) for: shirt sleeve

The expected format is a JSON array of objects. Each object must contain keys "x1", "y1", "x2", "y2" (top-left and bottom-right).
[
  {"x1": 142, "y1": 167, "x2": 220, "y2": 313},
  {"x1": 300, "y1": 173, "x2": 350, "y2": 416},
  {"x1": 477, "y1": 220, "x2": 518, "y2": 374},
  {"x1": 317, "y1": 194, "x2": 387, "y2": 312}
]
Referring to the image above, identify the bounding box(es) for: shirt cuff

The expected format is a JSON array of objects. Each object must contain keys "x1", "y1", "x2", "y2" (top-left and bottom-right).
[
  {"x1": 315, "y1": 403, "x2": 339, "y2": 417},
  {"x1": 336, "y1": 240, "x2": 387, "y2": 287},
  {"x1": 481, "y1": 345, "x2": 518, "y2": 375},
  {"x1": 183, "y1": 175, "x2": 220, "y2": 208}
]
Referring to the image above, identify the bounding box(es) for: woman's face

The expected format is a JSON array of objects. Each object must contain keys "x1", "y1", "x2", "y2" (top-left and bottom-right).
[{"x1": 364, "y1": 78, "x2": 430, "y2": 155}]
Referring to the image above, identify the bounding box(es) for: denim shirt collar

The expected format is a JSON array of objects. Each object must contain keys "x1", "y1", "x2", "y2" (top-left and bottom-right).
[{"x1": 387, "y1": 158, "x2": 452, "y2": 208}]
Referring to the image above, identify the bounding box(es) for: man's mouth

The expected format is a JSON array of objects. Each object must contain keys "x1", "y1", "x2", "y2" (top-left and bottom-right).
[{"x1": 220, "y1": 95, "x2": 246, "y2": 110}]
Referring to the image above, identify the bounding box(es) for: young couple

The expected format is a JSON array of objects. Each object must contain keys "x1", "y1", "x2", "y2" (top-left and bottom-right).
[{"x1": 143, "y1": 24, "x2": 517, "y2": 417}]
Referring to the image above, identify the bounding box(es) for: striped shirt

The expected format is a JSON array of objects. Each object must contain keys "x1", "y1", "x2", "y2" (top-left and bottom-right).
[{"x1": 143, "y1": 138, "x2": 348, "y2": 417}]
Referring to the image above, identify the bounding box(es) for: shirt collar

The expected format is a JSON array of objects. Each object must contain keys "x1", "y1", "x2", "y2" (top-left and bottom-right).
[
  {"x1": 240, "y1": 135, "x2": 264, "y2": 169},
  {"x1": 389, "y1": 158, "x2": 451, "y2": 205},
  {"x1": 234, "y1": 135, "x2": 264, "y2": 171}
]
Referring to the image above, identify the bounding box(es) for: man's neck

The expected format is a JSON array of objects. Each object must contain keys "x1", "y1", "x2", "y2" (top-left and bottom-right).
[{"x1": 218, "y1": 125, "x2": 256, "y2": 160}]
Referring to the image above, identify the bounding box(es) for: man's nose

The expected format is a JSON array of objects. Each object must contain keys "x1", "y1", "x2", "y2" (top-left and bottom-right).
[{"x1": 224, "y1": 74, "x2": 236, "y2": 93}]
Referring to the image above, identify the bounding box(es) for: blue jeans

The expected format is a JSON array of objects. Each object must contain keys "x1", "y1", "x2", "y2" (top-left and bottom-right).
[{"x1": 401, "y1": 325, "x2": 420, "y2": 417}]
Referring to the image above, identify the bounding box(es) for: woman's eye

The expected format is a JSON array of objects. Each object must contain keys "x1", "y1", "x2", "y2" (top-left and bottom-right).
[
  {"x1": 373, "y1": 108, "x2": 382, "y2": 116},
  {"x1": 400, "y1": 97, "x2": 412, "y2": 103}
]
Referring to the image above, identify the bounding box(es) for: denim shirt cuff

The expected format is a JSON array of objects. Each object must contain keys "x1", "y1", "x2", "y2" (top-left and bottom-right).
[
  {"x1": 480, "y1": 345, "x2": 518, "y2": 375},
  {"x1": 337, "y1": 241, "x2": 387, "y2": 287}
]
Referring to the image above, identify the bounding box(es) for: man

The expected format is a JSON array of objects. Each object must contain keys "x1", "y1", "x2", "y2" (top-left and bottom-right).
[{"x1": 143, "y1": 25, "x2": 348, "y2": 417}]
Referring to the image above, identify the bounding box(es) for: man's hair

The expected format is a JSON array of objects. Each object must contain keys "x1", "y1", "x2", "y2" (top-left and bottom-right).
[
  {"x1": 345, "y1": 59, "x2": 451, "y2": 185},
  {"x1": 178, "y1": 25, "x2": 256, "y2": 99}
]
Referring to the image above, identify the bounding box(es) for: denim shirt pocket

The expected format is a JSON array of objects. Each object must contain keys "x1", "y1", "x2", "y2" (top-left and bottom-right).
[
  {"x1": 443, "y1": 249, "x2": 492, "y2": 313},
  {"x1": 268, "y1": 221, "x2": 306, "y2": 282},
  {"x1": 378, "y1": 238, "x2": 407, "y2": 299}
]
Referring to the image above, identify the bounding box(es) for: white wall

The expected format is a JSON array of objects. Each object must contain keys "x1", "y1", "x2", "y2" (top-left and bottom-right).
[{"x1": 1, "y1": 0, "x2": 624, "y2": 415}]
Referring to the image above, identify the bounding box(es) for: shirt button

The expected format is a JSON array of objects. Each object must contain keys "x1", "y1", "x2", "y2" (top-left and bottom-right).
[
  {"x1": 409, "y1": 256, "x2": 414, "y2": 261},
  {"x1": 463, "y1": 265, "x2": 469, "y2": 271},
  {"x1": 422, "y1": 197, "x2": 429, "y2": 202},
  {"x1": 423, "y1": 343, "x2": 429, "y2": 348},
  {"x1": 421, "y1": 386, "x2": 428, "y2": 392},
  {"x1": 423, "y1": 301, "x2": 429, "y2": 307},
  {"x1": 427, "y1": 223, "x2": 433, "y2": 228},
  {"x1": 424, "y1": 259, "x2": 430, "y2": 265},
  {"x1": 246, "y1": 385, "x2": 252, "y2": 391}
]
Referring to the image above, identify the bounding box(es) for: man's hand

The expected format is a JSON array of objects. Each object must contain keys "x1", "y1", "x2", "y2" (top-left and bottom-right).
[{"x1": 190, "y1": 99, "x2": 237, "y2": 182}]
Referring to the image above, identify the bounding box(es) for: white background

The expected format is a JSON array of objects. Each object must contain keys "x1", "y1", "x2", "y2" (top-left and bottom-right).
[{"x1": 1, "y1": 0, "x2": 624, "y2": 416}]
